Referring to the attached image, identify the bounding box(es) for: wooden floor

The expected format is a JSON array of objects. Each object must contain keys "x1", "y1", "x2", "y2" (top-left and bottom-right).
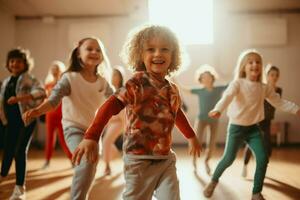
[{"x1": 1, "y1": 146, "x2": 300, "y2": 200}]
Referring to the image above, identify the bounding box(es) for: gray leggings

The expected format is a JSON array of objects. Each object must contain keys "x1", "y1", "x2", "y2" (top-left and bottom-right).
[{"x1": 64, "y1": 127, "x2": 98, "y2": 200}]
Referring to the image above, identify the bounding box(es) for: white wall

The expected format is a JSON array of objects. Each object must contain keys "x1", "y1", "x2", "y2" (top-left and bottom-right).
[
  {"x1": 0, "y1": 8, "x2": 15, "y2": 78},
  {"x1": 1, "y1": 3, "x2": 300, "y2": 144}
]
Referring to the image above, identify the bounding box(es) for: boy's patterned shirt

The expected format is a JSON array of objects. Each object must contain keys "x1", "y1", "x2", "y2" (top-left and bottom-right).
[{"x1": 115, "y1": 71, "x2": 181, "y2": 156}]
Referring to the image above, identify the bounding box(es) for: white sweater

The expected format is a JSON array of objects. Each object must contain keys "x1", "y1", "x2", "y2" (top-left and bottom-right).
[
  {"x1": 213, "y1": 78, "x2": 299, "y2": 126},
  {"x1": 49, "y1": 72, "x2": 112, "y2": 130}
]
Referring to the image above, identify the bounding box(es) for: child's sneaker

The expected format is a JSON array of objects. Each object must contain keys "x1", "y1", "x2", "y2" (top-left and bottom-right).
[
  {"x1": 203, "y1": 181, "x2": 218, "y2": 198},
  {"x1": 242, "y1": 164, "x2": 247, "y2": 178},
  {"x1": 252, "y1": 193, "x2": 265, "y2": 200},
  {"x1": 41, "y1": 161, "x2": 50, "y2": 170},
  {"x1": 9, "y1": 185, "x2": 26, "y2": 200}
]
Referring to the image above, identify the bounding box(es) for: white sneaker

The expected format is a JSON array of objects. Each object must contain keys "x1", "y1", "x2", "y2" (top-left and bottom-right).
[
  {"x1": 9, "y1": 185, "x2": 26, "y2": 200},
  {"x1": 242, "y1": 164, "x2": 247, "y2": 178},
  {"x1": 252, "y1": 193, "x2": 266, "y2": 200}
]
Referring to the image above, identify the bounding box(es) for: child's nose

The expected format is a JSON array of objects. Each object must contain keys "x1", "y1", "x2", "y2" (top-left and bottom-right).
[
  {"x1": 11, "y1": 61, "x2": 17, "y2": 66},
  {"x1": 154, "y1": 49, "x2": 162, "y2": 56}
]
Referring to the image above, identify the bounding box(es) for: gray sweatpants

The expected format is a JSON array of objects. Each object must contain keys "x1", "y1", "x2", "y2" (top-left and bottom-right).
[
  {"x1": 122, "y1": 153, "x2": 180, "y2": 200},
  {"x1": 64, "y1": 127, "x2": 98, "y2": 200}
]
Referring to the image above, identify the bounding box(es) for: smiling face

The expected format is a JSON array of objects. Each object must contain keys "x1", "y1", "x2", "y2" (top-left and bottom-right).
[
  {"x1": 78, "y1": 39, "x2": 103, "y2": 69},
  {"x1": 8, "y1": 58, "x2": 26, "y2": 76},
  {"x1": 142, "y1": 36, "x2": 172, "y2": 78},
  {"x1": 199, "y1": 72, "x2": 214, "y2": 87},
  {"x1": 244, "y1": 53, "x2": 262, "y2": 81},
  {"x1": 267, "y1": 69, "x2": 279, "y2": 85}
]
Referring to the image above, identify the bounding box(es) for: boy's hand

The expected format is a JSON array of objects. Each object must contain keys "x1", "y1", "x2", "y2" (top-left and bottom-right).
[
  {"x1": 209, "y1": 110, "x2": 221, "y2": 119},
  {"x1": 188, "y1": 136, "x2": 201, "y2": 158},
  {"x1": 72, "y1": 139, "x2": 99, "y2": 165}
]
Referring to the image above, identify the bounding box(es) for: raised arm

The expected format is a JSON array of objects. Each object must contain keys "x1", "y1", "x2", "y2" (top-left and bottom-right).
[
  {"x1": 266, "y1": 85, "x2": 299, "y2": 115},
  {"x1": 210, "y1": 80, "x2": 239, "y2": 116}
]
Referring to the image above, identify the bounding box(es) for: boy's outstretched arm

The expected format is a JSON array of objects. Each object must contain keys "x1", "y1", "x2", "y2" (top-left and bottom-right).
[{"x1": 72, "y1": 95, "x2": 124, "y2": 165}]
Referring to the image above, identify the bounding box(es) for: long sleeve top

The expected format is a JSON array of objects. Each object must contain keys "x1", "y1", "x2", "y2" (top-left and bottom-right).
[
  {"x1": 48, "y1": 72, "x2": 113, "y2": 130},
  {"x1": 0, "y1": 72, "x2": 45, "y2": 125},
  {"x1": 212, "y1": 78, "x2": 299, "y2": 126},
  {"x1": 85, "y1": 71, "x2": 196, "y2": 158}
]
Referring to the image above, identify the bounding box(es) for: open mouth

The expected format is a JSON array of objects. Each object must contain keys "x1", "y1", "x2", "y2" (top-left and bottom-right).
[
  {"x1": 89, "y1": 57, "x2": 99, "y2": 60},
  {"x1": 152, "y1": 60, "x2": 165, "y2": 64}
]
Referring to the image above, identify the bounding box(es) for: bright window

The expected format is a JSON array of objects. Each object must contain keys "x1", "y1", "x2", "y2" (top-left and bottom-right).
[{"x1": 148, "y1": 0, "x2": 213, "y2": 45}]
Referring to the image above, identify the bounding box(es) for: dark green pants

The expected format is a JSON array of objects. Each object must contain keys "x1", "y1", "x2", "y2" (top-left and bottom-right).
[{"x1": 212, "y1": 124, "x2": 268, "y2": 194}]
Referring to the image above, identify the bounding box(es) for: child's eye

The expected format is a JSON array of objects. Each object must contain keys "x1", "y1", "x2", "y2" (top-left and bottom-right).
[
  {"x1": 162, "y1": 48, "x2": 170, "y2": 52},
  {"x1": 146, "y1": 48, "x2": 155, "y2": 52}
]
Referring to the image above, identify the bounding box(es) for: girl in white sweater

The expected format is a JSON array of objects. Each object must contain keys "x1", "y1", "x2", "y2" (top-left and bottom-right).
[
  {"x1": 203, "y1": 49, "x2": 300, "y2": 200},
  {"x1": 23, "y1": 37, "x2": 113, "y2": 200}
]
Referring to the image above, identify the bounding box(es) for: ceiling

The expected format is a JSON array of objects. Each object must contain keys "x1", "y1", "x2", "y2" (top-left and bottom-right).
[
  {"x1": 0, "y1": 0, "x2": 140, "y2": 17},
  {"x1": 1, "y1": 0, "x2": 300, "y2": 18}
]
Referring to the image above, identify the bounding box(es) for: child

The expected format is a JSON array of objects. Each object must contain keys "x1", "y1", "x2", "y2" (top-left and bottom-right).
[
  {"x1": 178, "y1": 64, "x2": 226, "y2": 174},
  {"x1": 203, "y1": 49, "x2": 300, "y2": 200},
  {"x1": 23, "y1": 37, "x2": 113, "y2": 200},
  {"x1": 242, "y1": 64, "x2": 282, "y2": 177},
  {"x1": 102, "y1": 66, "x2": 126, "y2": 176},
  {"x1": 0, "y1": 48, "x2": 46, "y2": 200},
  {"x1": 72, "y1": 24, "x2": 201, "y2": 200},
  {"x1": 42, "y1": 60, "x2": 72, "y2": 169}
]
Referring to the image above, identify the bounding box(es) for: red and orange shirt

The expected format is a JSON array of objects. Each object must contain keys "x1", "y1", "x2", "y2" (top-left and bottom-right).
[{"x1": 115, "y1": 71, "x2": 181, "y2": 156}]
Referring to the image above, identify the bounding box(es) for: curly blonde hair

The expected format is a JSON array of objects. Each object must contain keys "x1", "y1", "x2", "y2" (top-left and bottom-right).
[
  {"x1": 120, "y1": 24, "x2": 183, "y2": 76},
  {"x1": 234, "y1": 49, "x2": 263, "y2": 82}
]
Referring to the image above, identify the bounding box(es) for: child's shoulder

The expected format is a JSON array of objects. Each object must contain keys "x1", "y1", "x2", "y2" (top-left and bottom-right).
[
  {"x1": 132, "y1": 71, "x2": 147, "y2": 79},
  {"x1": 20, "y1": 72, "x2": 37, "y2": 81},
  {"x1": 126, "y1": 71, "x2": 148, "y2": 84}
]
